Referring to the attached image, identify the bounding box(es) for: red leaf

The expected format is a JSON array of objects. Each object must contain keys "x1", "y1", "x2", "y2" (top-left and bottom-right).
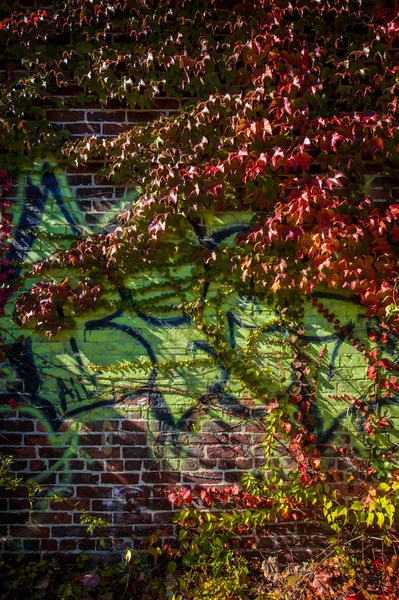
[{"x1": 390, "y1": 204, "x2": 399, "y2": 219}]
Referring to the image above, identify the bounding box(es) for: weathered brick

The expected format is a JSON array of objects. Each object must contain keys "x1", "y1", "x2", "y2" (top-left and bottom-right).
[
  {"x1": 23, "y1": 539, "x2": 41, "y2": 552},
  {"x1": 141, "y1": 471, "x2": 181, "y2": 484},
  {"x1": 114, "y1": 512, "x2": 151, "y2": 524},
  {"x1": 29, "y1": 460, "x2": 48, "y2": 471},
  {"x1": 92, "y1": 499, "x2": 125, "y2": 511},
  {"x1": 126, "y1": 110, "x2": 165, "y2": 122},
  {"x1": 0, "y1": 512, "x2": 29, "y2": 524},
  {"x1": 0, "y1": 433, "x2": 23, "y2": 445},
  {"x1": 112, "y1": 433, "x2": 147, "y2": 446},
  {"x1": 46, "y1": 110, "x2": 85, "y2": 122},
  {"x1": 76, "y1": 188, "x2": 114, "y2": 200},
  {"x1": 41, "y1": 539, "x2": 59, "y2": 551},
  {"x1": 24, "y1": 434, "x2": 49, "y2": 446},
  {"x1": 67, "y1": 174, "x2": 93, "y2": 186},
  {"x1": 87, "y1": 111, "x2": 126, "y2": 122},
  {"x1": 59, "y1": 539, "x2": 77, "y2": 551},
  {"x1": 73, "y1": 473, "x2": 100, "y2": 485},
  {"x1": 52, "y1": 525, "x2": 87, "y2": 537},
  {"x1": 122, "y1": 447, "x2": 149, "y2": 459},
  {"x1": 63, "y1": 123, "x2": 101, "y2": 135},
  {"x1": 120, "y1": 420, "x2": 146, "y2": 432},
  {"x1": 10, "y1": 526, "x2": 50, "y2": 538},
  {"x1": 84, "y1": 447, "x2": 121, "y2": 459},
  {"x1": 101, "y1": 473, "x2": 140, "y2": 485},
  {"x1": 183, "y1": 471, "x2": 224, "y2": 484},
  {"x1": 154, "y1": 99, "x2": 180, "y2": 109},
  {"x1": 76, "y1": 486, "x2": 113, "y2": 498},
  {"x1": 105, "y1": 460, "x2": 124, "y2": 471},
  {"x1": 0, "y1": 419, "x2": 34, "y2": 431},
  {"x1": 31, "y1": 512, "x2": 72, "y2": 525},
  {"x1": 8, "y1": 498, "x2": 30, "y2": 510},
  {"x1": 50, "y1": 498, "x2": 90, "y2": 511},
  {"x1": 78, "y1": 538, "x2": 96, "y2": 550},
  {"x1": 102, "y1": 123, "x2": 133, "y2": 135}
]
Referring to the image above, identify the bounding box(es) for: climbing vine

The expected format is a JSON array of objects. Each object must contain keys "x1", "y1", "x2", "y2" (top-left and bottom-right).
[{"x1": 2, "y1": 1, "x2": 399, "y2": 477}]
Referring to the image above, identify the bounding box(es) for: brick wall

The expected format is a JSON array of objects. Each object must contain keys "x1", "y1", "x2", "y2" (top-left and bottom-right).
[{"x1": 1, "y1": 13, "x2": 399, "y2": 559}]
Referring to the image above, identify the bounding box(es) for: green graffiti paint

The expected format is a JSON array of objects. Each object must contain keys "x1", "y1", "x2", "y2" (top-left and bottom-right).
[{"x1": 3, "y1": 163, "x2": 399, "y2": 480}]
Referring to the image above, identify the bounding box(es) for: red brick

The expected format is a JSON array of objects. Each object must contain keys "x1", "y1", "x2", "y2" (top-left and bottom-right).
[
  {"x1": 23, "y1": 539, "x2": 41, "y2": 552},
  {"x1": 64, "y1": 123, "x2": 101, "y2": 135},
  {"x1": 24, "y1": 434, "x2": 48, "y2": 446},
  {"x1": 67, "y1": 174, "x2": 93, "y2": 186},
  {"x1": 121, "y1": 420, "x2": 145, "y2": 432},
  {"x1": 183, "y1": 471, "x2": 223, "y2": 484},
  {"x1": 207, "y1": 446, "x2": 243, "y2": 459},
  {"x1": 0, "y1": 485, "x2": 30, "y2": 497},
  {"x1": 0, "y1": 512, "x2": 28, "y2": 524},
  {"x1": 84, "y1": 447, "x2": 121, "y2": 459},
  {"x1": 73, "y1": 473, "x2": 100, "y2": 484},
  {"x1": 52, "y1": 525, "x2": 87, "y2": 537},
  {"x1": 85, "y1": 460, "x2": 104, "y2": 471},
  {"x1": 78, "y1": 539, "x2": 96, "y2": 550},
  {"x1": 143, "y1": 459, "x2": 162, "y2": 471},
  {"x1": 76, "y1": 486, "x2": 113, "y2": 498},
  {"x1": 9, "y1": 460, "x2": 28, "y2": 472},
  {"x1": 67, "y1": 460, "x2": 85, "y2": 470},
  {"x1": 124, "y1": 460, "x2": 143, "y2": 471},
  {"x1": 144, "y1": 497, "x2": 171, "y2": 510},
  {"x1": 141, "y1": 472, "x2": 181, "y2": 484},
  {"x1": 225, "y1": 471, "x2": 246, "y2": 482},
  {"x1": 69, "y1": 162, "x2": 105, "y2": 173},
  {"x1": 230, "y1": 433, "x2": 250, "y2": 444},
  {"x1": 104, "y1": 460, "x2": 124, "y2": 471},
  {"x1": 38, "y1": 448, "x2": 65, "y2": 458},
  {"x1": 126, "y1": 110, "x2": 165, "y2": 122},
  {"x1": 112, "y1": 433, "x2": 147, "y2": 446},
  {"x1": 50, "y1": 498, "x2": 90, "y2": 511},
  {"x1": 122, "y1": 447, "x2": 149, "y2": 458},
  {"x1": 10, "y1": 526, "x2": 49, "y2": 538},
  {"x1": 216, "y1": 459, "x2": 236, "y2": 469},
  {"x1": 29, "y1": 461, "x2": 47, "y2": 471},
  {"x1": 36, "y1": 421, "x2": 54, "y2": 432},
  {"x1": 41, "y1": 539, "x2": 58, "y2": 551},
  {"x1": 59, "y1": 539, "x2": 77, "y2": 551},
  {"x1": 8, "y1": 498, "x2": 30, "y2": 510},
  {"x1": 102, "y1": 123, "x2": 133, "y2": 135},
  {"x1": 31, "y1": 512, "x2": 72, "y2": 525},
  {"x1": 153, "y1": 511, "x2": 177, "y2": 524},
  {"x1": 80, "y1": 420, "x2": 120, "y2": 432},
  {"x1": 87, "y1": 111, "x2": 126, "y2": 122},
  {"x1": 92, "y1": 500, "x2": 124, "y2": 511},
  {"x1": 0, "y1": 419, "x2": 34, "y2": 431},
  {"x1": 0, "y1": 433, "x2": 23, "y2": 445},
  {"x1": 235, "y1": 458, "x2": 253, "y2": 469},
  {"x1": 154, "y1": 99, "x2": 180, "y2": 109},
  {"x1": 76, "y1": 188, "x2": 113, "y2": 200},
  {"x1": 114, "y1": 512, "x2": 151, "y2": 524},
  {"x1": 180, "y1": 459, "x2": 199, "y2": 470},
  {"x1": 189, "y1": 433, "x2": 230, "y2": 445},
  {"x1": 101, "y1": 473, "x2": 139, "y2": 485},
  {"x1": 244, "y1": 423, "x2": 265, "y2": 433},
  {"x1": 46, "y1": 110, "x2": 85, "y2": 121}
]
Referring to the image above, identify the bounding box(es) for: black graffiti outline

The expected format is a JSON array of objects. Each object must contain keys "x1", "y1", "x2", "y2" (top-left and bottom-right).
[{"x1": 3, "y1": 165, "x2": 399, "y2": 453}]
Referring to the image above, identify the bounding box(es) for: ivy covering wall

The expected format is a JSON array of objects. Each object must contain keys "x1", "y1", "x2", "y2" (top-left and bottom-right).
[{"x1": 1, "y1": 0, "x2": 399, "y2": 558}]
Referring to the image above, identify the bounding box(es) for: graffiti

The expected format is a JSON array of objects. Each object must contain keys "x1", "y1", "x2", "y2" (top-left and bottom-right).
[{"x1": 2, "y1": 162, "x2": 399, "y2": 476}]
